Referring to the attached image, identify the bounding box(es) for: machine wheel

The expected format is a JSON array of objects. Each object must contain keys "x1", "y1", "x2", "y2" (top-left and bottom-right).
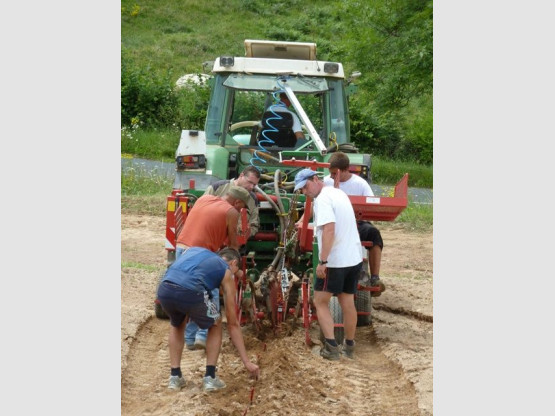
[
  {"x1": 319, "y1": 296, "x2": 344, "y2": 345},
  {"x1": 154, "y1": 270, "x2": 169, "y2": 320},
  {"x1": 355, "y1": 288, "x2": 372, "y2": 326}
]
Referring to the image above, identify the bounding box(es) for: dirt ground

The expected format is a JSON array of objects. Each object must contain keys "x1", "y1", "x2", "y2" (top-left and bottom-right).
[{"x1": 121, "y1": 214, "x2": 433, "y2": 416}]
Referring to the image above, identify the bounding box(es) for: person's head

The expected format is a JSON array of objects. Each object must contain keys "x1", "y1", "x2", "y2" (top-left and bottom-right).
[
  {"x1": 328, "y1": 152, "x2": 352, "y2": 182},
  {"x1": 218, "y1": 247, "x2": 241, "y2": 274},
  {"x1": 236, "y1": 166, "x2": 260, "y2": 192},
  {"x1": 225, "y1": 186, "x2": 250, "y2": 211},
  {"x1": 293, "y1": 168, "x2": 323, "y2": 198},
  {"x1": 279, "y1": 93, "x2": 291, "y2": 107}
]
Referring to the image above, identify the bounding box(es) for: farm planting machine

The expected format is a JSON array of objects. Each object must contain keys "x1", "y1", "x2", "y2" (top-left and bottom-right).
[{"x1": 155, "y1": 40, "x2": 408, "y2": 345}]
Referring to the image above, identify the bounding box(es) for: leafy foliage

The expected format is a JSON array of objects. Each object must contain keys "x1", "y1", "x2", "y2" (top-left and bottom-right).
[
  {"x1": 121, "y1": 0, "x2": 432, "y2": 165},
  {"x1": 121, "y1": 51, "x2": 180, "y2": 128},
  {"x1": 343, "y1": 0, "x2": 433, "y2": 163}
]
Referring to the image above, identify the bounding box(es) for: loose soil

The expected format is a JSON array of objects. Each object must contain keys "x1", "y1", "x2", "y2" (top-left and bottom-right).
[{"x1": 121, "y1": 214, "x2": 433, "y2": 416}]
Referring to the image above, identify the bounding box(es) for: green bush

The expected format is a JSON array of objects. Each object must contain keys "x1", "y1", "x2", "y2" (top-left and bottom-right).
[
  {"x1": 399, "y1": 94, "x2": 433, "y2": 165},
  {"x1": 121, "y1": 53, "x2": 180, "y2": 128}
]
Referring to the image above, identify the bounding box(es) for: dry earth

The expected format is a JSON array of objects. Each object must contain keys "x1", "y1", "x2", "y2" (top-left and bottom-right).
[{"x1": 121, "y1": 214, "x2": 433, "y2": 416}]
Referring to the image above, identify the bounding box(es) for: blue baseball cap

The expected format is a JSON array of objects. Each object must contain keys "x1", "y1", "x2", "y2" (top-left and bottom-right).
[{"x1": 294, "y1": 169, "x2": 318, "y2": 191}]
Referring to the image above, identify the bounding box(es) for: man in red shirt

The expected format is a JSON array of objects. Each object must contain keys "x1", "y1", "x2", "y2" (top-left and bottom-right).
[{"x1": 176, "y1": 186, "x2": 249, "y2": 253}]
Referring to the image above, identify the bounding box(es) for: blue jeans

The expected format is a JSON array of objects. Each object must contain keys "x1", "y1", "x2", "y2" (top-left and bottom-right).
[
  {"x1": 175, "y1": 247, "x2": 219, "y2": 344},
  {"x1": 185, "y1": 288, "x2": 219, "y2": 344}
]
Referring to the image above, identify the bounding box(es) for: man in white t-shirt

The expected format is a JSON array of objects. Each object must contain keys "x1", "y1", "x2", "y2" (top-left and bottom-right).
[
  {"x1": 323, "y1": 152, "x2": 386, "y2": 296},
  {"x1": 294, "y1": 168, "x2": 362, "y2": 360}
]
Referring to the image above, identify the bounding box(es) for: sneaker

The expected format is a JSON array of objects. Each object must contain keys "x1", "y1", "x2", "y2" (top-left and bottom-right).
[
  {"x1": 168, "y1": 375, "x2": 186, "y2": 390},
  {"x1": 320, "y1": 340, "x2": 340, "y2": 361},
  {"x1": 203, "y1": 375, "x2": 226, "y2": 392},
  {"x1": 186, "y1": 343, "x2": 195, "y2": 351},
  {"x1": 342, "y1": 341, "x2": 355, "y2": 359},
  {"x1": 194, "y1": 338, "x2": 206, "y2": 350}
]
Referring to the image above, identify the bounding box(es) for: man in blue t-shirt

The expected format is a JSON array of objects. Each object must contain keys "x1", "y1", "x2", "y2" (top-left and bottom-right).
[{"x1": 157, "y1": 247, "x2": 259, "y2": 392}]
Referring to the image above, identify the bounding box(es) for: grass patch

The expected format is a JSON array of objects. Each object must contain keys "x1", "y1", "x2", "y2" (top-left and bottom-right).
[
  {"x1": 121, "y1": 170, "x2": 433, "y2": 230},
  {"x1": 393, "y1": 203, "x2": 433, "y2": 232},
  {"x1": 121, "y1": 168, "x2": 174, "y2": 196},
  {"x1": 371, "y1": 156, "x2": 433, "y2": 188},
  {"x1": 121, "y1": 127, "x2": 181, "y2": 163},
  {"x1": 121, "y1": 194, "x2": 168, "y2": 217},
  {"x1": 122, "y1": 262, "x2": 163, "y2": 272}
]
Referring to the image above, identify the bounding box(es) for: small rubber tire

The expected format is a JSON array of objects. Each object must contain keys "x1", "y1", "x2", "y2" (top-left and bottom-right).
[
  {"x1": 355, "y1": 289, "x2": 372, "y2": 326},
  {"x1": 319, "y1": 296, "x2": 344, "y2": 345}
]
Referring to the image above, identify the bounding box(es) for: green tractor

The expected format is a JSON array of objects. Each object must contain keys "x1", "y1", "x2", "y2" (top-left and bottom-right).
[{"x1": 156, "y1": 40, "x2": 408, "y2": 345}]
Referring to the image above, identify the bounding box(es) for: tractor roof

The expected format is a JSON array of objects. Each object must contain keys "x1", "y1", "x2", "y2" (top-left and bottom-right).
[{"x1": 211, "y1": 39, "x2": 345, "y2": 79}]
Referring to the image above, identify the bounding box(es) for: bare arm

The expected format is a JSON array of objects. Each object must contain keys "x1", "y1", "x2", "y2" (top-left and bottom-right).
[
  {"x1": 316, "y1": 222, "x2": 335, "y2": 278},
  {"x1": 226, "y1": 208, "x2": 240, "y2": 249},
  {"x1": 221, "y1": 271, "x2": 260, "y2": 378}
]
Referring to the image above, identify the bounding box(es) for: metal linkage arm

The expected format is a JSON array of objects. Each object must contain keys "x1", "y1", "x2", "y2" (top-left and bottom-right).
[{"x1": 282, "y1": 84, "x2": 327, "y2": 155}]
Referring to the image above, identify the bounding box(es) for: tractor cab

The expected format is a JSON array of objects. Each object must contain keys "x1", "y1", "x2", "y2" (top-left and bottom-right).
[{"x1": 173, "y1": 39, "x2": 362, "y2": 191}]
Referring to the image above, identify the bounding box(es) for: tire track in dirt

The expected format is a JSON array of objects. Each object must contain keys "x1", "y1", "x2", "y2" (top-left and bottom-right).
[
  {"x1": 373, "y1": 304, "x2": 433, "y2": 323},
  {"x1": 371, "y1": 311, "x2": 434, "y2": 416}
]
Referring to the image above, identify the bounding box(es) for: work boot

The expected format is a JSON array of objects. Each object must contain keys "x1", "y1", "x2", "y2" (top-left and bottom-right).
[
  {"x1": 320, "y1": 340, "x2": 340, "y2": 361},
  {"x1": 342, "y1": 340, "x2": 355, "y2": 359},
  {"x1": 370, "y1": 276, "x2": 386, "y2": 297}
]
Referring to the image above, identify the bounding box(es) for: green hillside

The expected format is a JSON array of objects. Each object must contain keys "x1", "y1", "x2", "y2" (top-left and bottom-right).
[{"x1": 121, "y1": 0, "x2": 433, "y2": 168}]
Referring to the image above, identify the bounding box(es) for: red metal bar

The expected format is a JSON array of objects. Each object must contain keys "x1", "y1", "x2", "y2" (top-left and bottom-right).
[
  {"x1": 357, "y1": 284, "x2": 380, "y2": 292},
  {"x1": 237, "y1": 207, "x2": 249, "y2": 245},
  {"x1": 165, "y1": 194, "x2": 188, "y2": 252},
  {"x1": 250, "y1": 232, "x2": 279, "y2": 241},
  {"x1": 280, "y1": 158, "x2": 330, "y2": 169},
  {"x1": 302, "y1": 278, "x2": 312, "y2": 345},
  {"x1": 255, "y1": 192, "x2": 279, "y2": 203}
]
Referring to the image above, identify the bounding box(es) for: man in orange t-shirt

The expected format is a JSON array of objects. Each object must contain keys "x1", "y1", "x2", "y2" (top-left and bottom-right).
[{"x1": 176, "y1": 186, "x2": 249, "y2": 253}]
